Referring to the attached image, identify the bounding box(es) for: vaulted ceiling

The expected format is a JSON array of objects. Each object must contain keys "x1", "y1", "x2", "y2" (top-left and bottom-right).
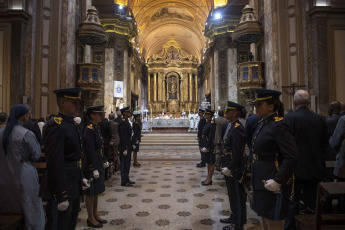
[{"x1": 129, "y1": 0, "x2": 213, "y2": 61}]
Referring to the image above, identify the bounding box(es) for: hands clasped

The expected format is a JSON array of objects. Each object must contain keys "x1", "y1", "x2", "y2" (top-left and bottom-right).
[
  {"x1": 264, "y1": 179, "x2": 281, "y2": 193},
  {"x1": 82, "y1": 178, "x2": 90, "y2": 191}
]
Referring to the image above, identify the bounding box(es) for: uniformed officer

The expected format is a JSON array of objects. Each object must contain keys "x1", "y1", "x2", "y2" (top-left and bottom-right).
[
  {"x1": 220, "y1": 101, "x2": 247, "y2": 230},
  {"x1": 132, "y1": 111, "x2": 142, "y2": 167},
  {"x1": 200, "y1": 109, "x2": 216, "y2": 185},
  {"x1": 119, "y1": 106, "x2": 135, "y2": 187},
  {"x1": 197, "y1": 109, "x2": 206, "y2": 167},
  {"x1": 83, "y1": 106, "x2": 109, "y2": 228},
  {"x1": 251, "y1": 89, "x2": 298, "y2": 230},
  {"x1": 42, "y1": 88, "x2": 90, "y2": 230}
]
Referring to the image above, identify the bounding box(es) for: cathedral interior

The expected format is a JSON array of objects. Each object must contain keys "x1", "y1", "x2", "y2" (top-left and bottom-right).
[{"x1": 1, "y1": 0, "x2": 344, "y2": 117}]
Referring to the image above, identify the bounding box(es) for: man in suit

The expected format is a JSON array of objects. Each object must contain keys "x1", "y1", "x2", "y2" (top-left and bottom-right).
[
  {"x1": 118, "y1": 106, "x2": 134, "y2": 187},
  {"x1": 284, "y1": 90, "x2": 328, "y2": 230}
]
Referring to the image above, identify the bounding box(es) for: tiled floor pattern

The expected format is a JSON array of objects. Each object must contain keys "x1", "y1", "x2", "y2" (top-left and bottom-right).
[{"x1": 76, "y1": 161, "x2": 260, "y2": 230}]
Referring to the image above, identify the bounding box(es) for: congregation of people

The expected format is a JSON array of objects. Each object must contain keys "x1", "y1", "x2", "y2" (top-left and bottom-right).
[{"x1": 0, "y1": 87, "x2": 345, "y2": 230}]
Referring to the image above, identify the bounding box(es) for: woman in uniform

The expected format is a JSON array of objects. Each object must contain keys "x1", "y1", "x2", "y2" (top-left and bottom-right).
[
  {"x1": 132, "y1": 111, "x2": 142, "y2": 167},
  {"x1": 201, "y1": 109, "x2": 216, "y2": 185},
  {"x1": 83, "y1": 106, "x2": 109, "y2": 228},
  {"x1": 251, "y1": 89, "x2": 298, "y2": 230}
]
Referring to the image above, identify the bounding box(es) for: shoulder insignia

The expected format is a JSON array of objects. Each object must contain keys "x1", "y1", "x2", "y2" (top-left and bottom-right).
[
  {"x1": 235, "y1": 122, "x2": 240, "y2": 128},
  {"x1": 54, "y1": 117, "x2": 62, "y2": 125},
  {"x1": 211, "y1": 121, "x2": 214, "y2": 124},
  {"x1": 258, "y1": 119, "x2": 263, "y2": 123},
  {"x1": 122, "y1": 118, "x2": 125, "y2": 121},
  {"x1": 274, "y1": 117, "x2": 284, "y2": 122},
  {"x1": 87, "y1": 124, "x2": 93, "y2": 130}
]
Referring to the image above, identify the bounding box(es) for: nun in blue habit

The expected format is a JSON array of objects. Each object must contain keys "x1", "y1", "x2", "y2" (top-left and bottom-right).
[{"x1": 0, "y1": 104, "x2": 45, "y2": 230}]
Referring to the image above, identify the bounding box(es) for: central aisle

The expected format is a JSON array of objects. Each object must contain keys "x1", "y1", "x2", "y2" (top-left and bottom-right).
[{"x1": 76, "y1": 134, "x2": 260, "y2": 230}]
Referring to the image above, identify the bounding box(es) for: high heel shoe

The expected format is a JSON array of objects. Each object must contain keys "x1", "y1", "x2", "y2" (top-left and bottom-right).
[
  {"x1": 87, "y1": 219, "x2": 103, "y2": 228},
  {"x1": 201, "y1": 180, "x2": 212, "y2": 186},
  {"x1": 95, "y1": 218, "x2": 107, "y2": 224}
]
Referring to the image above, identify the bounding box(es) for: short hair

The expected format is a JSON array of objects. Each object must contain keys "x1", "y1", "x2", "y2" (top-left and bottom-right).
[
  {"x1": 328, "y1": 101, "x2": 341, "y2": 116},
  {"x1": 218, "y1": 109, "x2": 225, "y2": 117},
  {"x1": 109, "y1": 113, "x2": 115, "y2": 120},
  {"x1": 0, "y1": 112, "x2": 8, "y2": 123},
  {"x1": 294, "y1": 90, "x2": 310, "y2": 107},
  {"x1": 116, "y1": 111, "x2": 122, "y2": 116}
]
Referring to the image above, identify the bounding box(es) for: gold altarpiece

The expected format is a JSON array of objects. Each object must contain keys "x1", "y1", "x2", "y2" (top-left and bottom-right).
[{"x1": 147, "y1": 36, "x2": 198, "y2": 116}]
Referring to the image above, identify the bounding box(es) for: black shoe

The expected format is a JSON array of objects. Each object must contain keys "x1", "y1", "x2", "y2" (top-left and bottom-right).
[
  {"x1": 220, "y1": 218, "x2": 233, "y2": 224},
  {"x1": 87, "y1": 219, "x2": 103, "y2": 228},
  {"x1": 133, "y1": 162, "x2": 141, "y2": 167},
  {"x1": 201, "y1": 180, "x2": 212, "y2": 186},
  {"x1": 121, "y1": 182, "x2": 133, "y2": 187},
  {"x1": 95, "y1": 218, "x2": 107, "y2": 224},
  {"x1": 196, "y1": 163, "x2": 206, "y2": 167},
  {"x1": 223, "y1": 224, "x2": 243, "y2": 230},
  {"x1": 127, "y1": 179, "x2": 135, "y2": 184}
]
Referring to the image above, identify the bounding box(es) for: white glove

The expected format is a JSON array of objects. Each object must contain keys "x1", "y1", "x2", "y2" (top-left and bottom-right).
[
  {"x1": 57, "y1": 200, "x2": 69, "y2": 211},
  {"x1": 132, "y1": 145, "x2": 136, "y2": 150},
  {"x1": 93, "y1": 170, "x2": 100, "y2": 179},
  {"x1": 201, "y1": 147, "x2": 209, "y2": 153},
  {"x1": 82, "y1": 178, "x2": 90, "y2": 191},
  {"x1": 264, "y1": 179, "x2": 281, "y2": 192},
  {"x1": 221, "y1": 167, "x2": 232, "y2": 177},
  {"x1": 123, "y1": 150, "x2": 128, "y2": 156},
  {"x1": 103, "y1": 162, "x2": 109, "y2": 168},
  {"x1": 136, "y1": 140, "x2": 139, "y2": 144}
]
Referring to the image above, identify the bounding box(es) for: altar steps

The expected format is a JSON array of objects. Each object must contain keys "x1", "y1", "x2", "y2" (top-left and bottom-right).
[{"x1": 141, "y1": 134, "x2": 198, "y2": 147}]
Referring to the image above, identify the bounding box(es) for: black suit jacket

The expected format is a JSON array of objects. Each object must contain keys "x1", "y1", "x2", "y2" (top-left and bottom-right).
[{"x1": 285, "y1": 107, "x2": 328, "y2": 180}]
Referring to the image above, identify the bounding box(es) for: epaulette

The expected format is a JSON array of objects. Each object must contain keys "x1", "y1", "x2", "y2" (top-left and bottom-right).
[
  {"x1": 234, "y1": 122, "x2": 240, "y2": 128},
  {"x1": 258, "y1": 119, "x2": 263, "y2": 123},
  {"x1": 54, "y1": 117, "x2": 63, "y2": 125},
  {"x1": 274, "y1": 117, "x2": 284, "y2": 122},
  {"x1": 211, "y1": 121, "x2": 214, "y2": 124},
  {"x1": 87, "y1": 124, "x2": 93, "y2": 129},
  {"x1": 122, "y1": 118, "x2": 125, "y2": 121}
]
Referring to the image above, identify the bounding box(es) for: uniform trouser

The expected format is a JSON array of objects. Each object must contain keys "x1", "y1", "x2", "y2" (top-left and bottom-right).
[
  {"x1": 284, "y1": 179, "x2": 319, "y2": 230},
  {"x1": 45, "y1": 198, "x2": 80, "y2": 230},
  {"x1": 225, "y1": 176, "x2": 247, "y2": 227},
  {"x1": 120, "y1": 150, "x2": 132, "y2": 184}
]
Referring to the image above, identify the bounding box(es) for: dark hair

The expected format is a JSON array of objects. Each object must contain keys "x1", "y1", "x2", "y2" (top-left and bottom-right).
[
  {"x1": 328, "y1": 101, "x2": 341, "y2": 116},
  {"x1": 38, "y1": 118, "x2": 45, "y2": 123},
  {"x1": 0, "y1": 112, "x2": 7, "y2": 123},
  {"x1": 240, "y1": 107, "x2": 247, "y2": 118},
  {"x1": 218, "y1": 109, "x2": 224, "y2": 117},
  {"x1": 266, "y1": 98, "x2": 285, "y2": 117}
]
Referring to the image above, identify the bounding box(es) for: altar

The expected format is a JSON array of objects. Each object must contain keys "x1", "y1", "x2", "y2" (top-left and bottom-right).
[{"x1": 151, "y1": 118, "x2": 189, "y2": 128}]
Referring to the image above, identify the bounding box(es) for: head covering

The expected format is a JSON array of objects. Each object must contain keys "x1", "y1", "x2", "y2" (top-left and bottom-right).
[
  {"x1": 120, "y1": 106, "x2": 131, "y2": 113},
  {"x1": 198, "y1": 109, "x2": 205, "y2": 113},
  {"x1": 85, "y1": 105, "x2": 105, "y2": 114},
  {"x1": 225, "y1": 101, "x2": 245, "y2": 111},
  {"x1": 253, "y1": 89, "x2": 281, "y2": 102},
  {"x1": 133, "y1": 111, "x2": 141, "y2": 117},
  {"x1": 204, "y1": 108, "x2": 215, "y2": 116},
  {"x1": 53, "y1": 87, "x2": 83, "y2": 100},
  {"x1": 2, "y1": 104, "x2": 29, "y2": 154}
]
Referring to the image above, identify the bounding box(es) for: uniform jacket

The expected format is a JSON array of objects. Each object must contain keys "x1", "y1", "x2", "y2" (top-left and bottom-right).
[
  {"x1": 252, "y1": 114, "x2": 298, "y2": 190},
  {"x1": 222, "y1": 120, "x2": 246, "y2": 174},
  {"x1": 197, "y1": 117, "x2": 206, "y2": 140},
  {"x1": 41, "y1": 113, "x2": 82, "y2": 202},
  {"x1": 202, "y1": 119, "x2": 216, "y2": 151},
  {"x1": 132, "y1": 121, "x2": 141, "y2": 144},
  {"x1": 119, "y1": 117, "x2": 132, "y2": 152},
  {"x1": 285, "y1": 107, "x2": 327, "y2": 180}
]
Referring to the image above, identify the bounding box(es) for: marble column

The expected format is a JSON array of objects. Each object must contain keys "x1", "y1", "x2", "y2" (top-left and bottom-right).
[
  {"x1": 264, "y1": 0, "x2": 280, "y2": 90},
  {"x1": 213, "y1": 49, "x2": 219, "y2": 110},
  {"x1": 148, "y1": 73, "x2": 151, "y2": 103},
  {"x1": 104, "y1": 48, "x2": 115, "y2": 114},
  {"x1": 228, "y1": 48, "x2": 238, "y2": 101},
  {"x1": 154, "y1": 72, "x2": 157, "y2": 101},
  {"x1": 189, "y1": 73, "x2": 192, "y2": 101},
  {"x1": 194, "y1": 73, "x2": 198, "y2": 102},
  {"x1": 158, "y1": 72, "x2": 162, "y2": 101},
  {"x1": 123, "y1": 49, "x2": 128, "y2": 106}
]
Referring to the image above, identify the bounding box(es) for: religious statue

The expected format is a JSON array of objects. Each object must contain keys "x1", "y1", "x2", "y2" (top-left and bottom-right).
[{"x1": 168, "y1": 77, "x2": 178, "y2": 99}]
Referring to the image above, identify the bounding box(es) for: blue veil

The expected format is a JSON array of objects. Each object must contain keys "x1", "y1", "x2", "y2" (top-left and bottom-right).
[{"x1": 2, "y1": 104, "x2": 29, "y2": 154}]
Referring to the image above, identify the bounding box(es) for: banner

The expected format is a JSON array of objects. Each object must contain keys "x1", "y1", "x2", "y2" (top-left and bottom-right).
[{"x1": 114, "y1": 81, "x2": 123, "y2": 98}]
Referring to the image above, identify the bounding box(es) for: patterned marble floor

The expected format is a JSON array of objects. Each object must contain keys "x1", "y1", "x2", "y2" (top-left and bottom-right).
[{"x1": 76, "y1": 134, "x2": 260, "y2": 230}]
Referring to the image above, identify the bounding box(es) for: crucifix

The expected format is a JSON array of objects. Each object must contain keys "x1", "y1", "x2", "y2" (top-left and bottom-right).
[{"x1": 282, "y1": 82, "x2": 306, "y2": 96}]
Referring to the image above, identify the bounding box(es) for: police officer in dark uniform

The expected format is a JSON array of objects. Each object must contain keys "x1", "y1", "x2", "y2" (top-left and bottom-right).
[
  {"x1": 220, "y1": 101, "x2": 247, "y2": 230},
  {"x1": 42, "y1": 88, "x2": 90, "y2": 230},
  {"x1": 200, "y1": 109, "x2": 216, "y2": 185},
  {"x1": 119, "y1": 106, "x2": 135, "y2": 187},
  {"x1": 83, "y1": 106, "x2": 109, "y2": 228},
  {"x1": 132, "y1": 111, "x2": 142, "y2": 167},
  {"x1": 197, "y1": 109, "x2": 206, "y2": 167},
  {"x1": 251, "y1": 89, "x2": 298, "y2": 230}
]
